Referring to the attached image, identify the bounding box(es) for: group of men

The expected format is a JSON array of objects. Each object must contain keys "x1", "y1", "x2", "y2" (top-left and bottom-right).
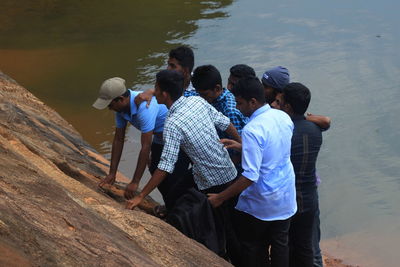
[{"x1": 92, "y1": 46, "x2": 330, "y2": 267}]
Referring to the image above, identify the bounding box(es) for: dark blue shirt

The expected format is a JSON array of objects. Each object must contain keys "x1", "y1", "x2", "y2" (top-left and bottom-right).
[{"x1": 291, "y1": 114, "x2": 323, "y2": 213}]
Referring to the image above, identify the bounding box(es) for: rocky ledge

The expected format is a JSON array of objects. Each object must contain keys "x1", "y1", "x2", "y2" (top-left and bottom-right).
[{"x1": 0, "y1": 71, "x2": 231, "y2": 267}]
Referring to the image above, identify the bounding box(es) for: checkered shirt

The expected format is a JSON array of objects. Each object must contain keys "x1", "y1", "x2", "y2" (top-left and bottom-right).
[
  {"x1": 158, "y1": 96, "x2": 237, "y2": 190},
  {"x1": 212, "y1": 88, "x2": 248, "y2": 138},
  {"x1": 184, "y1": 88, "x2": 248, "y2": 137}
]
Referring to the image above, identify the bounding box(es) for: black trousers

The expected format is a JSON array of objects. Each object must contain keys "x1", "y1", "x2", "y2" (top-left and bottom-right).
[
  {"x1": 149, "y1": 143, "x2": 191, "y2": 210},
  {"x1": 289, "y1": 207, "x2": 318, "y2": 267},
  {"x1": 201, "y1": 182, "x2": 241, "y2": 264},
  {"x1": 234, "y1": 210, "x2": 291, "y2": 267}
]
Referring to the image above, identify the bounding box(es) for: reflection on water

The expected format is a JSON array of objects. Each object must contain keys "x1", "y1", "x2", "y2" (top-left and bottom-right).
[
  {"x1": 0, "y1": 0, "x2": 233, "y2": 150},
  {"x1": 189, "y1": 1, "x2": 400, "y2": 266},
  {"x1": 1, "y1": 0, "x2": 400, "y2": 266}
]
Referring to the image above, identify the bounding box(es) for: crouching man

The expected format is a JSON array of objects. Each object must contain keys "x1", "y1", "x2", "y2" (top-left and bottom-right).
[
  {"x1": 126, "y1": 69, "x2": 240, "y2": 208},
  {"x1": 208, "y1": 77, "x2": 297, "y2": 267}
]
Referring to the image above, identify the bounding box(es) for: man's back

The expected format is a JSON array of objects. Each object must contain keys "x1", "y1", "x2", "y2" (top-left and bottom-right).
[
  {"x1": 115, "y1": 90, "x2": 168, "y2": 141},
  {"x1": 237, "y1": 105, "x2": 297, "y2": 221},
  {"x1": 159, "y1": 96, "x2": 237, "y2": 190},
  {"x1": 291, "y1": 115, "x2": 322, "y2": 212}
]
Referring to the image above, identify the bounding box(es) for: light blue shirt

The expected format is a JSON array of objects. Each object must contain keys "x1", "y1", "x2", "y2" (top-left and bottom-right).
[
  {"x1": 236, "y1": 104, "x2": 297, "y2": 221},
  {"x1": 115, "y1": 90, "x2": 168, "y2": 144}
]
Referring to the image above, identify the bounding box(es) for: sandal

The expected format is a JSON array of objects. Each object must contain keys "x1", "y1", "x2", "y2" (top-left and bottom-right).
[{"x1": 153, "y1": 205, "x2": 167, "y2": 219}]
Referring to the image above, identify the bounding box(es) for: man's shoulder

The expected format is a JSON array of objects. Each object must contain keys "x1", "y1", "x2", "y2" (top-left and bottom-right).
[
  {"x1": 293, "y1": 121, "x2": 323, "y2": 140},
  {"x1": 183, "y1": 95, "x2": 209, "y2": 107},
  {"x1": 257, "y1": 107, "x2": 292, "y2": 124},
  {"x1": 294, "y1": 119, "x2": 322, "y2": 132}
]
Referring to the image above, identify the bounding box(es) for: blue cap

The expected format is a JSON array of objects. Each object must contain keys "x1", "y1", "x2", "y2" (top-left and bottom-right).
[{"x1": 261, "y1": 66, "x2": 290, "y2": 92}]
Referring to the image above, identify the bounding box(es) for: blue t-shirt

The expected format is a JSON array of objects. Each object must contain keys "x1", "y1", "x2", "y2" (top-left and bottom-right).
[{"x1": 115, "y1": 90, "x2": 168, "y2": 144}]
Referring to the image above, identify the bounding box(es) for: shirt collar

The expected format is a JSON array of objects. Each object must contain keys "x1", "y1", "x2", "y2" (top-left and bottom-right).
[
  {"x1": 169, "y1": 96, "x2": 186, "y2": 114},
  {"x1": 119, "y1": 89, "x2": 136, "y2": 117},
  {"x1": 249, "y1": 104, "x2": 270, "y2": 121},
  {"x1": 128, "y1": 89, "x2": 138, "y2": 115}
]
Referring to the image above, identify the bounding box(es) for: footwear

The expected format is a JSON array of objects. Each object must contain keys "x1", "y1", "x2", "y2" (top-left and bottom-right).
[{"x1": 153, "y1": 205, "x2": 167, "y2": 219}]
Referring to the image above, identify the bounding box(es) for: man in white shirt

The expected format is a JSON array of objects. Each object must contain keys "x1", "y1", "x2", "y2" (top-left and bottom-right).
[{"x1": 208, "y1": 76, "x2": 297, "y2": 267}]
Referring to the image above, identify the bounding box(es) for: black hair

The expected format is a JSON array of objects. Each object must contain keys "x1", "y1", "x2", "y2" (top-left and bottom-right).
[
  {"x1": 191, "y1": 65, "x2": 222, "y2": 91},
  {"x1": 169, "y1": 46, "x2": 195, "y2": 73},
  {"x1": 282, "y1": 82, "x2": 311, "y2": 115},
  {"x1": 156, "y1": 70, "x2": 184, "y2": 101},
  {"x1": 121, "y1": 90, "x2": 130, "y2": 97},
  {"x1": 112, "y1": 90, "x2": 130, "y2": 102},
  {"x1": 231, "y1": 76, "x2": 265, "y2": 103},
  {"x1": 229, "y1": 64, "x2": 256, "y2": 79}
]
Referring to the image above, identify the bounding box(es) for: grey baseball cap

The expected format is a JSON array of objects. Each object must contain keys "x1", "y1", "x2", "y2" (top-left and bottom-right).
[
  {"x1": 261, "y1": 66, "x2": 290, "y2": 92},
  {"x1": 92, "y1": 77, "x2": 126, "y2": 109}
]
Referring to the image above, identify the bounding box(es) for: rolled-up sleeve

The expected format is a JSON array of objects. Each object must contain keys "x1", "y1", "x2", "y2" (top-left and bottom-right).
[
  {"x1": 241, "y1": 130, "x2": 263, "y2": 182},
  {"x1": 157, "y1": 121, "x2": 182, "y2": 173}
]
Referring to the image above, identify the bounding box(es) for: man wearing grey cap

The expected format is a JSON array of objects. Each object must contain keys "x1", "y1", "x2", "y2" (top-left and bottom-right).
[
  {"x1": 261, "y1": 66, "x2": 290, "y2": 105},
  {"x1": 92, "y1": 77, "x2": 190, "y2": 207},
  {"x1": 263, "y1": 66, "x2": 331, "y2": 131}
]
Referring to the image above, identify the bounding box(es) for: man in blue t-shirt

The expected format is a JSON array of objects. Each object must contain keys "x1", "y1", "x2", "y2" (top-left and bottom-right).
[{"x1": 92, "y1": 77, "x2": 189, "y2": 203}]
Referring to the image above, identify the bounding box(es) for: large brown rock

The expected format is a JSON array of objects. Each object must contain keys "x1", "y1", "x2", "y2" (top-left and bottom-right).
[{"x1": 0, "y1": 71, "x2": 231, "y2": 267}]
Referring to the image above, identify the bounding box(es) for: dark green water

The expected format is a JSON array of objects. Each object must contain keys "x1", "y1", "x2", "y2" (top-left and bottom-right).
[{"x1": 1, "y1": 1, "x2": 399, "y2": 266}]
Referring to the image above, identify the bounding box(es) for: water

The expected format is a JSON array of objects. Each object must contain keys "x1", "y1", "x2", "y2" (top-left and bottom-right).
[{"x1": 1, "y1": 1, "x2": 399, "y2": 266}]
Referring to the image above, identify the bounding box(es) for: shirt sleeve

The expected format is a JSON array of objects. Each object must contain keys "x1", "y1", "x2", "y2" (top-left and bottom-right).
[
  {"x1": 225, "y1": 108, "x2": 248, "y2": 135},
  {"x1": 241, "y1": 129, "x2": 264, "y2": 182},
  {"x1": 136, "y1": 98, "x2": 158, "y2": 133},
  {"x1": 157, "y1": 121, "x2": 182, "y2": 173},
  {"x1": 115, "y1": 112, "x2": 127, "y2": 128},
  {"x1": 206, "y1": 102, "x2": 231, "y2": 132}
]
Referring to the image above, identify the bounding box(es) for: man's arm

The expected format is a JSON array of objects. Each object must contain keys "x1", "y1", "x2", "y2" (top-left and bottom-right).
[
  {"x1": 224, "y1": 123, "x2": 242, "y2": 143},
  {"x1": 206, "y1": 101, "x2": 240, "y2": 141},
  {"x1": 220, "y1": 138, "x2": 242, "y2": 152},
  {"x1": 208, "y1": 176, "x2": 253, "y2": 207},
  {"x1": 126, "y1": 168, "x2": 168, "y2": 209},
  {"x1": 306, "y1": 113, "x2": 331, "y2": 130},
  {"x1": 124, "y1": 131, "x2": 153, "y2": 199},
  {"x1": 134, "y1": 89, "x2": 155, "y2": 107},
  {"x1": 99, "y1": 127, "x2": 126, "y2": 187}
]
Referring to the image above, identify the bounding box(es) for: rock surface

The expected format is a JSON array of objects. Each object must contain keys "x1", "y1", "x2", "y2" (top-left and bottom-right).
[{"x1": 0, "y1": 71, "x2": 231, "y2": 267}]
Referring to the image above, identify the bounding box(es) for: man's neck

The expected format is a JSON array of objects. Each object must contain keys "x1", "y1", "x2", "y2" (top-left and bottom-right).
[
  {"x1": 165, "y1": 97, "x2": 175, "y2": 109},
  {"x1": 122, "y1": 95, "x2": 131, "y2": 113},
  {"x1": 248, "y1": 103, "x2": 265, "y2": 117},
  {"x1": 183, "y1": 76, "x2": 191, "y2": 90}
]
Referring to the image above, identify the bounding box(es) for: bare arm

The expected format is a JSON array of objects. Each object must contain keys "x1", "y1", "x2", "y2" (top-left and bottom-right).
[
  {"x1": 99, "y1": 127, "x2": 126, "y2": 187},
  {"x1": 208, "y1": 176, "x2": 253, "y2": 208},
  {"x1": 124, "y1": 131, "x2": 153, "y2": 199},
  {"x1": 125, "y1": 169, "x2": 168, "y2": 209},
  {"x1": 224, "y1": 123, "x2": 242, "y2": 143},
  {"x1": 134, "y1": 89, "x2": 155, "y2": 107},
  {"x1": 306, "y1": 113, "x2": 331, "y2": 130}
]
